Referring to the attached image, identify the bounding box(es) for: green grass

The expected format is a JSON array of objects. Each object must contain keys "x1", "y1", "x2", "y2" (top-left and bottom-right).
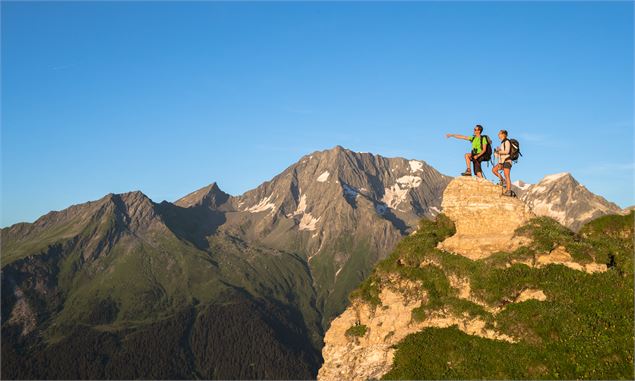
[
  {"x1": 345, "y1": 323, "x2": 368, "y2": 337},
  {"x1": 346, "y1": 212, "x2": 634, "y2": 379}
]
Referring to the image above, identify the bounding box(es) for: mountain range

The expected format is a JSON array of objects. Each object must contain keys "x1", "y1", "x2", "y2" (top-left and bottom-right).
[{"x1": 1, "y1": 145, "x2": 627, "y2": 379}]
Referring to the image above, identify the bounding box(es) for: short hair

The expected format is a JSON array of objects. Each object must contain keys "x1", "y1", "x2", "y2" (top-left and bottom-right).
[
  {"x1": 475, "y1": 124, "x2": 483, "y2": 132},
  {"x1": 499, "y1": 129, "x2": 508, "y2": 137}
]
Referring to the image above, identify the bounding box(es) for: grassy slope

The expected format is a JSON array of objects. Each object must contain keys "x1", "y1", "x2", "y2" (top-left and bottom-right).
[
  {"x1": 41, "y1": 230, "x2": 322, "y2": 345},
  {"x1": 348, "y1": 212, "x2": 634, "y2": 380},
  {"x1": 1, "y1": 199, "x2": 324, "y2": 378}
]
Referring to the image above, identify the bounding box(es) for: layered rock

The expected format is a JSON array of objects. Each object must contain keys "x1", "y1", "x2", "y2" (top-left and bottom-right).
[
  {"x1": 438, "y1": 176, "x2": 535, "y2": 259},
  {"x1": 317, "y1": 278, "x2": 516, "y2": 381}
]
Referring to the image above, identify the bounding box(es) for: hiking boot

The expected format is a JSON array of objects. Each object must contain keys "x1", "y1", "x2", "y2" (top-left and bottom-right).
[
  {"x1": 502, "y1": 190, "x2": 516, "y2": 197},
  {"x1": 498, "y1": 179, "x2": 506, "y2": 187},
  {"x1": 461, "y1": 169, "x2": 472, "y2": 176}
]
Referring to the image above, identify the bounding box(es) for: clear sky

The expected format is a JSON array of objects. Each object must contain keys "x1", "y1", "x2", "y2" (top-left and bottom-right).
[{"x1": 2, "y1": 1, "x2": 633, "y2": 227}]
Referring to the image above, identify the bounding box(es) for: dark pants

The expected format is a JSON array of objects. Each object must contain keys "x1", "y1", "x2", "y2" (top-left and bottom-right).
[{"x1": 472, "y1": 155, "x2": 485, "y2": 174}]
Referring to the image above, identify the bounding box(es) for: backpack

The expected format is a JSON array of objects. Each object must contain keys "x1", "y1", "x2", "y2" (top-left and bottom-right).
[
  {"x1": 509, "y1": 138, "x2": 521, "y2": 162},
  {"x1": 480, "y1": 135, "x2": 493, "y2": 162}
]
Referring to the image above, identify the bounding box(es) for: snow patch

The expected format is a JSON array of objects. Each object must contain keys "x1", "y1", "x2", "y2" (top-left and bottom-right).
[
  {"x1": 299, "y1": 213, "x2": 320, "y2": 231},
  {"x1": 512, "y1": 180, "x2": 532, "y2": 190},
  {"x1": 317, "y1": 171, "x2": 330, "y2": 182},
  {"x1": 396, "y1": 175, "x2": 422, "y2": 188},
  {"x1": 247, "y1": 194, "x2": 276, "y2": 213},
  {"x1": 409, "y1": 160, "x2": 424, "y2": 173},
  {"x1": 294, "y1": 194, "x2": 308, "y2": 215},
  {"x1": 529, "y1": 198, "x2": 568, "y2": 225},
  {"x1": 382, "y1": 184, "x2": 409, "y2": 209},
  {"x1": 541, "y1": 172, "x2": 570, "y2": 183}
]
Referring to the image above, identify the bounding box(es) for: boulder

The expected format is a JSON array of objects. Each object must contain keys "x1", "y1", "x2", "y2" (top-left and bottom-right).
[{"x1": 437, "y1": 176, "x2": 535, "y2": 259}]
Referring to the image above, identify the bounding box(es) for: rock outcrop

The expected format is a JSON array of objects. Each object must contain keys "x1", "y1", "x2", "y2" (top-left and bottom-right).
[
  {"x1": 437, "y1": 176, "x2": 535, "y2": 259},
  {"x1": 510, "y1": 245, "x2": 608, "y2": 274},
  {"x1": 317, "y1": 278, "x2": 516, "y2": 381}
]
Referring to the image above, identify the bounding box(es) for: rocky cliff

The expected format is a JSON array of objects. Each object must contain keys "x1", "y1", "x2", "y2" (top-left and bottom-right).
[{"x1": 318, "y1": 177, "x2": 633, "y2": 380}]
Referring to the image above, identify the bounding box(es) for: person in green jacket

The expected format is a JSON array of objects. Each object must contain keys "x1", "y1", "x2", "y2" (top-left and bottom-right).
[{"x1": 446, "y1": 124, "x2": 488, "y2": 178}]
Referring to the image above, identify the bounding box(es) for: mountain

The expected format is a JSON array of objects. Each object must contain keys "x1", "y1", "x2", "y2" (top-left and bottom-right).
[
  {"x1": 174, "y1": 181, "x2": 231, "y2": 209},
  {"x1": 318, "y1": 177, "x2": 634, "y2": 380},
  {"x1": 2, "y1": 189, "x2": 322, "y2": 379},
  {"x1": 518, "y1": 173, "x2": 623, "y2": 231},
  {"x1": 511, "y1": 179, "x2": 531, "y2": 195},
  {"x1": 1, "y1": 146, "x2": 450, "y2": 379},
  {"x1": 221, "y1": 145, "x2": 450, "y2": 322},
  {"x1": 2, "y1": 146, "x2": 628, "y2": 379}
]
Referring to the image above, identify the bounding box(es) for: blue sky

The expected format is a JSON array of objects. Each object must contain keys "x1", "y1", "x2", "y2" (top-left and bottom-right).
[{"x1": 2, "y1": 1, "x2": 633, "y2": 227}]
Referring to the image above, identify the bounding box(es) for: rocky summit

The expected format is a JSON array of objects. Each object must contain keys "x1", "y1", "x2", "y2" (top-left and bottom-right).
[
  {"x1": 318, "y1": 176, "x2": 633, "y2": 380},
  {"x1": 438, "y1": 176, "x2": 535, "y2": 259}
]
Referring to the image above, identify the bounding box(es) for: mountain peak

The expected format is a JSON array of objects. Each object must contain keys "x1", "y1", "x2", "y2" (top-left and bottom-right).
[
  {"x1": 306, "y1": 145, "x2": 353, "y2": 161},
  {"x1": 175, "y1": 182, "x2": 230, "y2": 209},
  {"x1": 539, "y1": 172, "x2": 575, "y2": 184},
  {"x1": 522, "y1": 172, "x2": 621, "y2": 231}
]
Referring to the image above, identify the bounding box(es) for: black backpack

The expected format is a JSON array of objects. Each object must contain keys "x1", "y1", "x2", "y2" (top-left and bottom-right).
[
  {"x1": 480, "y1": 135, "x2": 493, "y2": 162},
  {"x1": 509, "y1": 138, "x2": 522, "y2": 162}
]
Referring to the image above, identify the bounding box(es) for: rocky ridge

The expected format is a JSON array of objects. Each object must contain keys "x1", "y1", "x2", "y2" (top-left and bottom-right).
[{"x1": 317, "y1": 176, "x2": 624, "y2": 381}]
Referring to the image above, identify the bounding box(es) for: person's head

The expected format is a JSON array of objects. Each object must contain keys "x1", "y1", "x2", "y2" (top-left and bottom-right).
[
  {"x1": 474, "y1": 124, "x2": 483, "y2": 136},
  {"x1": 498, "y1": 129, "x2": 508, "y2": 140}
]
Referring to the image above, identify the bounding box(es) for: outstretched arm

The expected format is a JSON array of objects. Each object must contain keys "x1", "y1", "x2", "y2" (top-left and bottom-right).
[{"x1": 446, "y1": 133, "x2": 471, "y2": 141}]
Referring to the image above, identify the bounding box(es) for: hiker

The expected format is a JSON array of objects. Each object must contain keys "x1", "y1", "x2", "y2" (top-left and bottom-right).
[
  {"x1": 445, "y1": 124, "x2": 489, "y2": 178},
  {"x1": 492, "y1": 129, "x2": 514, "y2": 197}
]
